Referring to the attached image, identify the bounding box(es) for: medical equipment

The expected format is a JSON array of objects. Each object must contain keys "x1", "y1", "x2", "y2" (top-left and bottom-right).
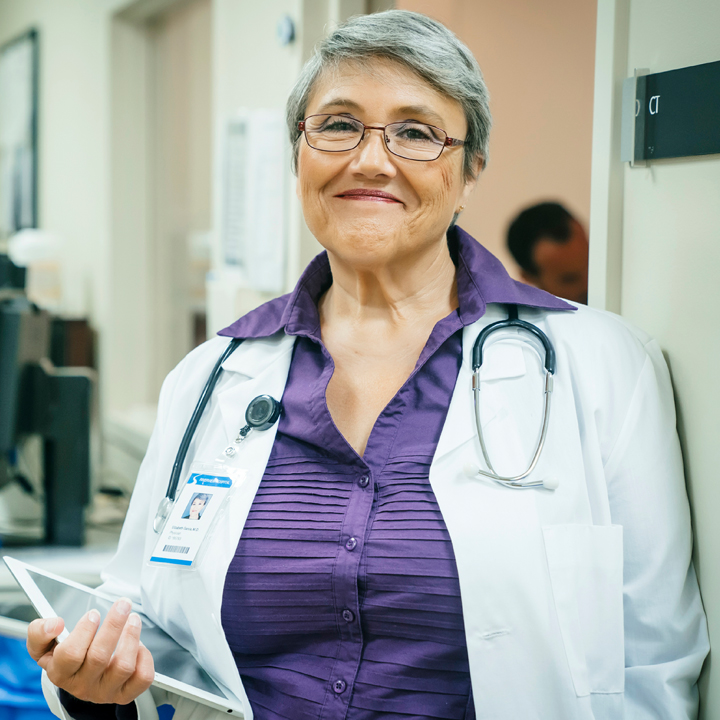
[
  {"x1": 153, "y1": 338, "x2": 282, "y2": 533},
  {"x1": 469, "y1": 305, "x2": 557, "y2": 490}
]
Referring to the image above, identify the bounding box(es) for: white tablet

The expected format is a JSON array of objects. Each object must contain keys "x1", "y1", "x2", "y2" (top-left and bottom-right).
[{"x1": 4, "y1": 556, "x2": 244, "y2": 717}]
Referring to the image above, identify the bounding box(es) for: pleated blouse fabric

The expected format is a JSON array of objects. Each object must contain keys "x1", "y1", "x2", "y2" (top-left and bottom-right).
[{"x1": 221, "y1": 310, "x2": 474, "y2": 720}]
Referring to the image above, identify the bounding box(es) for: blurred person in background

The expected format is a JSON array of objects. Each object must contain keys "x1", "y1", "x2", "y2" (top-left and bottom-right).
[{"x1": 507, "y1": 201, "x2": 589, "y2": 304}]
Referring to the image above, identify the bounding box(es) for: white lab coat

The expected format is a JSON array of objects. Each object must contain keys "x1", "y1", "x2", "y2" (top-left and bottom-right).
[{"x1": 43, "y1": 302, "x2": 708, "y2": 720}]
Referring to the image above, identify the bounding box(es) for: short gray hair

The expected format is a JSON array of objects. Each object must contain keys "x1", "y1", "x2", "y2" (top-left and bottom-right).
[{"x1": 286, "y1": 10, "x2": 491, "y2": 181}]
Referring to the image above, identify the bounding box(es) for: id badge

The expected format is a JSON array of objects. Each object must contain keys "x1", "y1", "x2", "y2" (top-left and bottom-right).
[{"x1": 150, "y1": 461, "x2": 246, "y2": 568}]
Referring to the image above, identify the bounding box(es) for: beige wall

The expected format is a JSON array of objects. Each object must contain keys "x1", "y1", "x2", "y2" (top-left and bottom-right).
[{"x1": 397, "y1": 0, "x2": 596, "y2": 277}]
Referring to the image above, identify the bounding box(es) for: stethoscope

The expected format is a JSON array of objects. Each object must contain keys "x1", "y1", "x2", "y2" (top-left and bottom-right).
[
  {"x1": 153, "y1": 338, "x2": 283, "y2": 533},
  {"x1": 153, "y1": 305, "x2": 557, "y2": 532},
  {"x1": 466, "y1": 305, "x2": 558, "y2": 491}
]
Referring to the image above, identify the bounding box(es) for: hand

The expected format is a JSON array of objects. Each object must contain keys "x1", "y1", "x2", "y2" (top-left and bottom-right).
[{"x1": 26, "y1": 597, "x2": 155, "y2": 705}]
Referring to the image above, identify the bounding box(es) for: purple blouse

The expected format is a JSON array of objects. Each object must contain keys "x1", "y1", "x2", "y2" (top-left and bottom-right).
[{"x1": 60, "y1": 228, "x2": 571, "y2": 720}]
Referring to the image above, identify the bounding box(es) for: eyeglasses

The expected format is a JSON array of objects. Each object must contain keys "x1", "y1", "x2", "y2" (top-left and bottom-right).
[{"x1": 298, "y1": 114, "x2": 465, "y2": 162}]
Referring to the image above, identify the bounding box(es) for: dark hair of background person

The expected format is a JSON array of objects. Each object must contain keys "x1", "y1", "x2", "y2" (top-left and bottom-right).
[
  {"x1": 507, "y1": 202, "x2": 574, "y2": 275},
  {"x1": 506, "y1": 201, "x2": 588, "y2": 304}
]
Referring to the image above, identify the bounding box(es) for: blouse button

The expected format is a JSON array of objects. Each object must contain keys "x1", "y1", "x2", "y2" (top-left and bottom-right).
[
  {"x1": 342, "y1": 609, "x2": 354, "y2": 622},
  {"x1": 333, "y1": 679, "x2": 346, "y2": 694},
  {"x1": 358, "y1": 475, "x2": 370, "y2": 488},
  {"x1": 345, "y1": 537, "x2": 357, "y2": 551}
]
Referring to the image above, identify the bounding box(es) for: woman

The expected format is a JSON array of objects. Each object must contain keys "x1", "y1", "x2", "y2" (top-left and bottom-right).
[
  {"x1": 181, "y1": 493, "x2": 209, "y2": 521},
  {"x1": 28, "y1": 10, "x2": 707, "y2": 720}
]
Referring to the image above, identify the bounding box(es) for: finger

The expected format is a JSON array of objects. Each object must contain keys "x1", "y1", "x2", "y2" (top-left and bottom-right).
[
  {"x1": 116, "y1": 642, "x2": 155, "y2": 705},
  {"x1": 104, "y1": 612, "x2": 143, "y2": 687},
  {"x1": 46, "y1": 610, "x2": 100, "y2": 681},
  {"x1": 81, "y1": 598, "x2": 132, "y2": 679},
  {"x1": 27, "y1": 617, "x2": 64, "y2": 663}
]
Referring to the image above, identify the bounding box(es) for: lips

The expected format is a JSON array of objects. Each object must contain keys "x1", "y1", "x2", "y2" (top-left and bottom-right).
[{"x1": 335, "y1": 188, "x2": 402, "y2": 203}]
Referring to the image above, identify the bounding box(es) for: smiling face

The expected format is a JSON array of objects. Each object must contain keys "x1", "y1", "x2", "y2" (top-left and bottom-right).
[{"x1": 297, "y1": 58, "x2": 478, "y2": 270}]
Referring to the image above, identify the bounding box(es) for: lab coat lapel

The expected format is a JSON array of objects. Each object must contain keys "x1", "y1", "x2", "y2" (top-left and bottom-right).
[
  {"x1": 164, "y1": 333, "x2": 296, "y2": 717},
  {"x1": 429, "y1": 310, "x2": 594, "y2": 716}
]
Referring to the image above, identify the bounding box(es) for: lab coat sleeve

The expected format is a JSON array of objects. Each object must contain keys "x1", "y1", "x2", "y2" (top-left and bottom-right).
[
  {"x1": 603, "y1": 338, "x2": 708, "y2": 719},
  {"x1": 97, "y1": 358, "x2": 186, "y2": 601}
]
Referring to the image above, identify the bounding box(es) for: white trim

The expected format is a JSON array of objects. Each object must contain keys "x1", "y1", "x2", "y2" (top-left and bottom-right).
[{"x1": 588, "y1": 0, "x2": 630, "y2": 313}]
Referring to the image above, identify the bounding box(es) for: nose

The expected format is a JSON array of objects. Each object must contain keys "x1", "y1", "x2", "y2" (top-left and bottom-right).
[{"x1": 349, "y1": 127, "x2": 397, "y2": 177}]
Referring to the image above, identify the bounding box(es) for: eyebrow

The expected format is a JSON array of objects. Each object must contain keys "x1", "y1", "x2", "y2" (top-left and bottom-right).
[
  {"x1": 316, "y1": 97, "x2": 363, "y2": 113},
  {"x1": 315, "y1": 99, "x2": 447, "y2": 127}
]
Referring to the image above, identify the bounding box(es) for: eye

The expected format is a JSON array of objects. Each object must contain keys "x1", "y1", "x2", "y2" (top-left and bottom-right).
[
  {"x1": 392, "y1": 122, "x2": 444, "y2": 145},
  {"x1": 317, "y1": 116, "x2": 360, "y2": 134}
]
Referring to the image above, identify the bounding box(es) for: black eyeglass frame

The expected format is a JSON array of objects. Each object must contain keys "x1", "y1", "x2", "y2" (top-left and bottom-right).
[{"x1": 298, "y1": 114, "x2": 465, "y2": 162}]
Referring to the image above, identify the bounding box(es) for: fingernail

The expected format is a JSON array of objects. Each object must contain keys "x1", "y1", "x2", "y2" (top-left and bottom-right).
[
  {"x1": 88, "y1": 609, "x2": 100, "y2": 625},
  {"x1": 116, "y1": 598, "x2": 132, "y2": 616},
  {"x1": 127, "y1": 612, "x2": 141, "y2": 628},
  {"x1": 44, "y1": 618, "x2": 57, "y2": 634}
]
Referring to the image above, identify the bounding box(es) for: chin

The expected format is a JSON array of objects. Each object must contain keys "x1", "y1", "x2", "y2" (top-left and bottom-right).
[{"x1": 333, "y1": 223, "x2": 407, "y2": 267}]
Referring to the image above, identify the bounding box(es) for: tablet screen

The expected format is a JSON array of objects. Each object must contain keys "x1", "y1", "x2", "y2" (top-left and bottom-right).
[{"x1": 27, "y1": 570, "x2": 229, "y2": 701}]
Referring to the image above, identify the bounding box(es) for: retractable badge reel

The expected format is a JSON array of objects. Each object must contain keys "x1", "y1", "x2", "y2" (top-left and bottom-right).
[
  {"x1": 150, "y1": 395, "x2": 281, "y2": 569},
  {"x1": 223, "y1": 395, "x2": 282, "y2": 457}
]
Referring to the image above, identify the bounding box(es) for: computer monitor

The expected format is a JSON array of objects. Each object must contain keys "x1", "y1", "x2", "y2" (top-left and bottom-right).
[
  {"x1": 0, "y1": 256, "x2": 91, "y2": 546},
  {"x1": 0, "y1": 296, "x2": 49, "y2": 456}
]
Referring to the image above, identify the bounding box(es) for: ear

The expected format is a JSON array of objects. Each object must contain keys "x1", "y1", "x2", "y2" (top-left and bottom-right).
[
  {"x1": 459, "y1": 178, "x2": 476, "y2": 206},
  {"x1": 458, "y1": 156, "x2": 483, "y2": 205}
]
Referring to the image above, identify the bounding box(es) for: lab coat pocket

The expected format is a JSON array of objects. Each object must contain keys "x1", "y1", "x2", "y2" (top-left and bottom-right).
[{"x1": 542, "y1": 524, "x2": 624, "y2": 697}]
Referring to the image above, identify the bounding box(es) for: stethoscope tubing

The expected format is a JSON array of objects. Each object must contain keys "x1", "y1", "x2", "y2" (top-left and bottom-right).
[
  {"x1": 471, "y1": 305, "x2": 556, "y2": 489},
  {"x1": 472, "y1": 369, "x2": 553, "y2": 487},
  {"x1": 166, "y1": 338, "x2": 244, "y2": 502}
]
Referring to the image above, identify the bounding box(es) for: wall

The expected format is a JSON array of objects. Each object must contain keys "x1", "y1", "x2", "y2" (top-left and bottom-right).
[
  {"x1": 396, "y1": 0, "x2": 596, "y2": 276},
  {"x1": 0, "y1": 0, "x2": 112, "y2": 321},
  {"x1": 206, "y1": 0, "x2": 306, "y2": 335},
  {"x1": 624, "y1": 1, "x2": 720, "y2": 714}
]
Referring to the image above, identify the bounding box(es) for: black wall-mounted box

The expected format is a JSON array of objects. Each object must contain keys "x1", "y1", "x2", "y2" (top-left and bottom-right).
[{"x1": 622, "y1": 59, "x2": 720, "y2": 162}]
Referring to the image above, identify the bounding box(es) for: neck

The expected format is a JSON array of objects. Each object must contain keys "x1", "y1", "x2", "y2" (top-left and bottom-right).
[{"x1": 320, "y1": 237, "x2": 458, "y2": 329}]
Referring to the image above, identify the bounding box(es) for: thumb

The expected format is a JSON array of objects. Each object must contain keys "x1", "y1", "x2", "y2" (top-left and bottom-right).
[{"x1": 27, "y1": 617, "x2": 65, "y2": 665}]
